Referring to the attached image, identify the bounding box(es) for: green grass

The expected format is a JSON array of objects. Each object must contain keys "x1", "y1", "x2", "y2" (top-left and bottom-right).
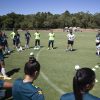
[{"x1": 4, "y1": 30, "x2": 100, "y2": 100}]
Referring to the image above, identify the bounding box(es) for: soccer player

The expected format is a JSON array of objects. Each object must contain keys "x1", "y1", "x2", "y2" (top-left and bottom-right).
[
  {"x1": 48, "y1": 29, "x2": 55, "y2": 50},
  {"x1": 0, "y1": 31, "x2": 11, "y2": 80},
  {"x1": 10, "y1": 31, "x2": 16, "y2": 48},
  {"x1": 25, "y1": 30, "x2": 31, "y2": 49},
  {"x1": 2, "y1": 31, "x2": 10, "y2": 54},
  {"x1": 34, "y1": 30, "x2": 40, "y2": 50},
  {"x1": 14, "y1": 31, "x2": 22, "y2": 51},
  {"x1": 66, "y1": 29, "x2": 75, "y2": 51},
  {"x1": 12, "y1": 55, "x2": 45, "y2": 100},
  {"x1": 96, "y1": 31, "x2": 100, "y2": 56},
  {"x1": 60, "y1": 68, "x2": 100, "y2": 100}
]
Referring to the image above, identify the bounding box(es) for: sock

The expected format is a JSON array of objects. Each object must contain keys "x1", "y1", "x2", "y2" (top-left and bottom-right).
[
  {"x1": 97, "y1": 51, "x2": 99, "y2": 55},
  {"x1": 1, "y1": 68, "x2": 6, "y2": 76}
]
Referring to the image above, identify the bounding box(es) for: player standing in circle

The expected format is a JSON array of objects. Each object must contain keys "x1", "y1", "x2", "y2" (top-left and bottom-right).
[
  {"x1": 48, "y1": 29, "x2": 55, "y2": 50},
  {"x1": 0, "y1": 31, "x2": 11, "y2": 80},
  {"x1": 66, "y1": 29, "x2": 75, "y2": 51},
  {"x1": 2, "y1": 31, "x2": 10, "y2": 54},
  {"x1": 25, "y1": 30, "x2": 31, "y2": 49},
  {"x1": 14, "y1": 31, "x2": 21, "y2": 51},
  {"x1": 10, "y1": 31, "x2": 16, "y2": 48},
  {"x1": 34, "y1": 30, "x2": 40, "y2": 50},
  {"x1": 96, "y1": 30, "x2": 100, "y2": 56}
]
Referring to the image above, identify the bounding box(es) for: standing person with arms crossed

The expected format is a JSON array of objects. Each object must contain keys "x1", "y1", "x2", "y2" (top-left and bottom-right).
[
  {"x1": 10, "y1": 31, "x2": 16, "y2": 48},
  {"x1": 12, "y1": 54, "x2": 45, "y2": 100},
  {"x1": 25, "y1": 30, "x2": 31, "y2": 49},
  {"x1": 60, "y1": 67, "x2": 100, "y2": 100},
  {"x1": 48, "y1": 29, "x2": 55, "y2": 50},
  {"x1": 66, "y1": 29, "x2": 75, "y2": 51},
  {"x1": 34, "y1": 30, "x2": 40, "y2": 50}
]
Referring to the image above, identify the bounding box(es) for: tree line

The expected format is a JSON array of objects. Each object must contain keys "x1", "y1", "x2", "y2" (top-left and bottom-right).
[{"x1": 0, "y1": 10, "x2": 100, "y2": 30}]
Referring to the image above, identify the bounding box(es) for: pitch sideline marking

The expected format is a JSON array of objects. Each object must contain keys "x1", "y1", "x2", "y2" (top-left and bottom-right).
[{"x1": 36, "y1": 48, "x2": 65, "y2": 95}]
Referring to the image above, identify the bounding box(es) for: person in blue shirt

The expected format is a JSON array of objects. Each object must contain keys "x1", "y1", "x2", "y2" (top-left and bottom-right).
[
  {"x1": 2, "y1": 31, "x2": 11, "y2": 54},
  {"x1": 0, "y1": 31, "x2": 11, "y2": 80},
  {"x1": 12, "y1": 54, "x2": 45, "y2": 100},
  {"x1": 15, "y1": 31, "x2": 20, "y2": 47},
  {"x1": 25, "y1": 30, "x2": 31, "y2": 49},
  {"x1": 60, "y1": 68, "x2": 100, "y2": 100},
  {"x1": 14, "y1": 31, "x2": 22, "y2": 51}
]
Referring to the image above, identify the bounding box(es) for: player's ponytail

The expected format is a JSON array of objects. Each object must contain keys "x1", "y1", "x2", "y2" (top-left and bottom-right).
[
  {"x1": 73, "y1": 76, "x2": 82, "y2": 100},
  {"x1": 73, "y1": 68, "x2": 95, "y2": 100}
]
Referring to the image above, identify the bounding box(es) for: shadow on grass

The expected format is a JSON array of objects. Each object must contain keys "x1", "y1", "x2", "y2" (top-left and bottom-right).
[
  {"x1": 4, "y1": 56, "x2": 9, "y2": 59},
  {"x1": 10, "y1": 50, "x2": 15, "y2": 53},
  {"x1": 97, "y1": 63, "x2": 100, "y2": 67},
  {"x1": 29, "y1": 46, "x2": 34, "y2": 49},
  {"x1": 6, "y1": 68, "x2": 20, "y2": 77},
  {"x1": 71, "y1": 49, "x2": 77, "y2": 51},
  {"x1": 32, "y1": 45, "x2": 44, "y2": 49},
  {"x1": 53, "y1": 47, "x2": 58, "y2": 49},
  {"x1": 69, "y1": 49, "x2": 77, "y2": 51}
]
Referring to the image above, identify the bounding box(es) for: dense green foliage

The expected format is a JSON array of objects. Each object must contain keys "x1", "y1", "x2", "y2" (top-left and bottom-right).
[{"x1": 0, "y1": 11, "x2": 100, "y2": 30}]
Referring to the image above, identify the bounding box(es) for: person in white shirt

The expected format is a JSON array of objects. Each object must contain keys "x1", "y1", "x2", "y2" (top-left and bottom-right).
[
  {"x1": 96, "y1": 31, "x2": 100, "y2": 56},
  {"x1": 66, "y1": 30, "x2": 75, "y2": 51}
]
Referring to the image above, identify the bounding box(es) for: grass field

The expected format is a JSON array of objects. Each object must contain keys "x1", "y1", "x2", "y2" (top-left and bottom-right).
[{"x1": 4, "y1": 30, "x2": 100, "y2": 100}]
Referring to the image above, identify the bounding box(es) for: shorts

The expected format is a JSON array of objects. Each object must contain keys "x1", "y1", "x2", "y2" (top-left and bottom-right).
[
  {"x1": 68, "y1": 40, "x2": 74, "y2": 45},
  {"x1": 96, "y1": 44, "x2": 100, "y2": 50}
]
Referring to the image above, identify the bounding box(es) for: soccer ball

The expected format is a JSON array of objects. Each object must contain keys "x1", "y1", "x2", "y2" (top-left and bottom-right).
[
  {"x1": 34, "y1": 47, "x2": 37, "y2": 50},
  {"x1": 92, "y1": 68, "x2": 96, "y2": 71},
  {"x1": 75, "y1": 65, "x2": 80, "y2": 70},
  {"x1": 95, "y1": 65, "x2": 99, "y2": 68},
  {"x1": 95, "y1": 79, "x2": 99, "y2": 83},
  {"x1": 30, "y1": 52, "x2": 34, "y2": 56},
  {"x1": 8, "y1": 50, "x2": 10, "y2": 54}
]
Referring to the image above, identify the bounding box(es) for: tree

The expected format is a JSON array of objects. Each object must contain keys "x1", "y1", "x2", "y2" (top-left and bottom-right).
[{"x1": 0, "y1": 11, "x2": 100, "y2": 29}]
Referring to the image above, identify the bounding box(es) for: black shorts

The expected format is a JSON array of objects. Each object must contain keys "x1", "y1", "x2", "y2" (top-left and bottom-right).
[
  {"x1": 96, "y1": 42, "x2": 100, "y2": 46},
  {"x1": 68, "y1": 40, "x2": 74, "y2": 45}
]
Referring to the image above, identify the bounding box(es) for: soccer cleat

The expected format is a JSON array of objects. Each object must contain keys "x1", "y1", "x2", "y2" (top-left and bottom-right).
[
  {"x1": 48, "y1": 48, "x2": 50, "y2": 50},
  {"x1": 70, "y1": 49, "x2": 73, "y2": 51},
  {"x1": 4, "y1": 76, "x2": 12, "y2": 80},
  {"x1": 66, "y1": 49, "x2": 69, "y2": 51},
  {"x1": 34, "y1": 47, "x2": 37, "y2": 50}
]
